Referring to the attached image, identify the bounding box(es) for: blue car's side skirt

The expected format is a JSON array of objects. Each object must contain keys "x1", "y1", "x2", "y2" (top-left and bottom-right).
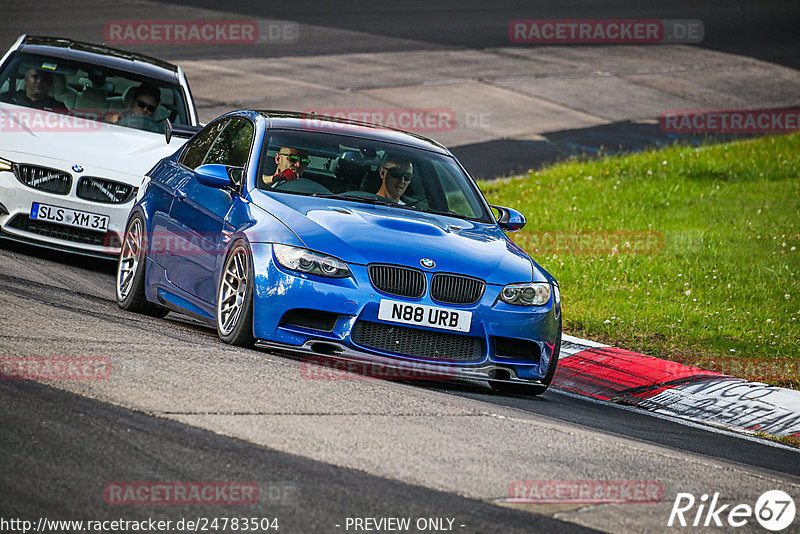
[
  {"x1": 144, "y1": 257, "x2": 216, "y2": 324},
  {"x1": 156, "y1": 287, "x2": 216, "y2": 323}
]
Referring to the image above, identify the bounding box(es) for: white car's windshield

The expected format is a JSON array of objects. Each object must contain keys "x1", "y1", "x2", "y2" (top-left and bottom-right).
[
  {"x1": 257, "y1": 129, "x2": 492, "y2": 223},
  {"x1": 0, "y1": 52, "x2": 190, "y2": 134}
]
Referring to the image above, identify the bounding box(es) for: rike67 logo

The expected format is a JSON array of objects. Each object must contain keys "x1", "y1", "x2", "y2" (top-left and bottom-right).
[{"x1": 668, "y1": 490, "x2": 796, "y2": 531}]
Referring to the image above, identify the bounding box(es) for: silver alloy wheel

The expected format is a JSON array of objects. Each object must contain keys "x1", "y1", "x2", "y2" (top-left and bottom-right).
[
  {"x1": 218, "y1": 246, "x2": 249, "y2": 336},
  {"x1": 116, "y1": 217, "x2": 142, "y2": 301}
]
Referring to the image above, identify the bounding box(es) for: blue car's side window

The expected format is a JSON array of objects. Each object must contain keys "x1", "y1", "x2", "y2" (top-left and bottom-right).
[
  {"x1": 203, "y1": 118, "x2": 254, "y2": 169},
  {"x1": 179, "y1": 119, "x2": 229, "y2": 170}
]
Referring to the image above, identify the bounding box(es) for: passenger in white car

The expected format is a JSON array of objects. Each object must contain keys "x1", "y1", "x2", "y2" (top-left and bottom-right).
[
  {"x1": 0, "y1": 67, "x2": 66, "y2": 112},
  {"x1": 107, "y1": 84, "x2": 162, "y2": 132}
]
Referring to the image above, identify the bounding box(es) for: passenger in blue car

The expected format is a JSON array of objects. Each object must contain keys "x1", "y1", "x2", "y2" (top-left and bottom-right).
[
  {"x1": 262, "y1": 146, "x2": 310, "y2": 186},
  {"x1": 375, "y1": 154, "x2": 413, "y2": 203}
]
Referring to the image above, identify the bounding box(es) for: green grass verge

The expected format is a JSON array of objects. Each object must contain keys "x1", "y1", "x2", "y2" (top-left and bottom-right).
[{"x1": 479, "y1": 133, "x2": 800, "y2": 389}]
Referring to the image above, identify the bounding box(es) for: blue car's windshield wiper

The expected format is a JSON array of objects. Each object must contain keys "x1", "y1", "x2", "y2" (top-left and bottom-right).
[
  {"x1": 311, "y1": 192, "x2": 398, "y2": 206},
  {"x1": 408, "y1": 207, "x2": 484, "y2": 223},
  {"x1": 310, "y1": 193, "x2": 488, "y2": 222}
]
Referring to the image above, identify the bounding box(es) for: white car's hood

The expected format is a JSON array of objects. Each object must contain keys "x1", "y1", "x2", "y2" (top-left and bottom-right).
[{"x1": 0, "y1": 104, "x2": 185, "y2": 185}]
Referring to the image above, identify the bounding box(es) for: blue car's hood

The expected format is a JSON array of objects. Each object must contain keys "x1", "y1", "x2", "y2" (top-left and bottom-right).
[{"x1": 251, "y1": 192, "x2": 545, "y2": 284}]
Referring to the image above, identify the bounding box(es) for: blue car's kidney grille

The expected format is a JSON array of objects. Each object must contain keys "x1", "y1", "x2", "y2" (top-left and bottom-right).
[
  {"x1": 352, "y1": 320, "x2": 483, "y2": 361},
  {"x1": 430, "y1": 273, "x2": 485, "y2": 305},
  {"x1": 76, "y1": 177, "x2": 136, "y2": 204},
  {"x1": 15, "y1": 164, "x2": 71, "y2": 195},
  {"x1": 368, "y1": 264, "x2": 426, "y2": 298}
]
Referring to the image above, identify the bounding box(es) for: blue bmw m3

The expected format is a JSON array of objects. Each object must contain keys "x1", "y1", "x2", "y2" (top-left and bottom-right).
[{"x1": 116, "y1": 110, "x2": 562, "y2": 395}]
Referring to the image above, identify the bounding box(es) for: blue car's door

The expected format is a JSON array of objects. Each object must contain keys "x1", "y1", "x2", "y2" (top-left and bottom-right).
[
  {"x1": 166, "y1": 174, "x2": 233, "y2": 303},
  {"x1": 144, "y1": 158, "x2": 189, "y2": 271},
  {"x1": 157, "y1": 119, "x2": 226, "y2": 291},
  {"x1": 163, "y1": 118, "x2": 255, "y2": 305}
]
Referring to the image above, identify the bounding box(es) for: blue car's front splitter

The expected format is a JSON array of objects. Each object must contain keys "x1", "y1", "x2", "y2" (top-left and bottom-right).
[{"x1": 254, "y1": 338, "x2": 550, "y2": 390}]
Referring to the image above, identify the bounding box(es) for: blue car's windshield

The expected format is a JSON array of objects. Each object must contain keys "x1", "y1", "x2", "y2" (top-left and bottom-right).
[{"x1": 256, "y1": 129, "x2": 492, "y2": 223}]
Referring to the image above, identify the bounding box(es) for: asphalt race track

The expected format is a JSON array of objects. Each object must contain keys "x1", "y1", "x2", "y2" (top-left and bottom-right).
[
  {"x1": 2, "y1": 2, "x2": 800, "y2": 532},
  {"x1": 1, "y1": 379, "x2": 595, "y2": 533},
  {"x1": 2, "y1": 240, "x2": 799, "y2": 531}
]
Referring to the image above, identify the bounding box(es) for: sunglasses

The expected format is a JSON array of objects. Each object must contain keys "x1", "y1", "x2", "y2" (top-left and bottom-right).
[
  {"x1": 278, "y1": 153, "x2": 311, "y2": 166},
  {"x1": 135, "y1": 99, "x2": 157, "y2": 113},
  {"x1": 383, "y1": 167, "x2": 412, "y2": 181}
]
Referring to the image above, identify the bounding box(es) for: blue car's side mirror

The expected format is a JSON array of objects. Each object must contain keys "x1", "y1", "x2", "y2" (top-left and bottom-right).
[
  {"x1": 195, "y1": 164, "x2": 240, "y2": 189},
  {"x1": 491, "y1": 205, "x2": 526, "y2": 232}
]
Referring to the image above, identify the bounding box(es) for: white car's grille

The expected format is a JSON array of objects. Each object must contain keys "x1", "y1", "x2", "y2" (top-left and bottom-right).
[
  {"x1": 15, "y1": 164, "x2": 72, "y2": 195},
  {"x1": 77, "y1": 177, "x2": 136, "y2": 204}
]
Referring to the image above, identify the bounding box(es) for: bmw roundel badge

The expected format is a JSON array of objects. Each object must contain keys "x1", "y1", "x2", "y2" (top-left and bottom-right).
[
  {"x1": 420, "y1": 258, "x2": 435, "y2": 269},
  {"x1": 72, "y1": 164, "x2": 84, "y2": 173}
]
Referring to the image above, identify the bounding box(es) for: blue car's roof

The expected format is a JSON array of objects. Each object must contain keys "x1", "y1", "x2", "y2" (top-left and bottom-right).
[
  {"x1": 257, "y1": 110, "x2": 452, "y2": 155},
  {"x1": 17, "y1": 35, "x2": 180, "y2": 83}
]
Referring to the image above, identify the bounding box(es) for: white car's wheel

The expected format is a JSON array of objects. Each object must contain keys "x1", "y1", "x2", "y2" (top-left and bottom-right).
[{"x1": 216, "y1": 241, "x2": 255, "y2": 346}]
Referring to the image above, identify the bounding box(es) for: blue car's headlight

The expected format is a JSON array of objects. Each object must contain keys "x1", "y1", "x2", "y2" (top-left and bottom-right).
[
  {"x1": 499, "y1": 282, "x2": 552, "y2": 306},
  {"x1": 273, "y1": 244, "x2": 351, "y2": 278}
]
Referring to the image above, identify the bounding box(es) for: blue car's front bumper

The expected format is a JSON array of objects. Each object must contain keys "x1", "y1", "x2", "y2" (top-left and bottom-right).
[{"x1": 250, "y1": 243, "x2": 561, "y2": 384}]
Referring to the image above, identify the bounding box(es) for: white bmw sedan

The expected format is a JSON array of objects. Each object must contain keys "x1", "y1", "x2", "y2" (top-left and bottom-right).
[{"x1": 0, "y1": 35, "x2": 200, "y2": 258}]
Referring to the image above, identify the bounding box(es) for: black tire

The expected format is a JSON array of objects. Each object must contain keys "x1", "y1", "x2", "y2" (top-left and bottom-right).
[
  {"x1": 490, "y1": 322, "x2": 562, "y2": 397},
  {"x1": 116, "y1": 213, "x2": 168, "y2": 317},
  {"x1": 216, "y1": 240, "x2": 255, "y2": 346}
]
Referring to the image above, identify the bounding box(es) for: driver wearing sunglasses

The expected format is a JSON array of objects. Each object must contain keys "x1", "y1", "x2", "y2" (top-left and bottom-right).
[
  {"x1": 376, "y1": 155, "x2": 413, "y2": 204},
  {"x1": 129, "y1": 85, "x2": 160, "y2": 117},
  {"x1": 107, "y1": 83, "x2": 162, "y2": 132},
  {"x1": 262, "y1": 146, "x2": 310, "y2": 186}
]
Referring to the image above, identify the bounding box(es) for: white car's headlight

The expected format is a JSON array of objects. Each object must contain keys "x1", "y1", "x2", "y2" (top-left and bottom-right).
[
  {"x1": 273, "y1": 244, "x2": 351, "y2": 278},
  {"x1": 0, "y1": 156, "x2": 14, "y2": 172},
  {"x1": 499, "y1": 282, "x2": 552, "y2": 306}
]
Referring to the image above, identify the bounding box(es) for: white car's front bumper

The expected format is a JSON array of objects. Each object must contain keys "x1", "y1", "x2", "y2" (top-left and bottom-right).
[{"x1": 0, "y1": 168, "x2": 134, "y2": 258}]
